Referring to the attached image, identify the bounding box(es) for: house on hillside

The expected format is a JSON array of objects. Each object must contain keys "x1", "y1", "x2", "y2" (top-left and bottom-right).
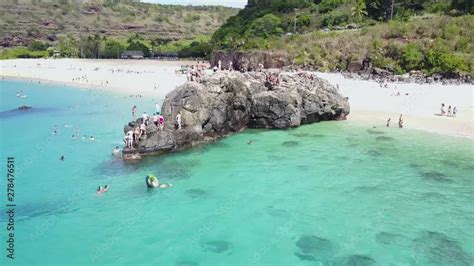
[{"x1": 121, "y1": 51, "x2": 144, "y2": 59}]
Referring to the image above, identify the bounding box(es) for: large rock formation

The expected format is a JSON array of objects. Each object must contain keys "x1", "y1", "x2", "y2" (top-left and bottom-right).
[{"x1": 123, "y1": 71, "x2": 349, "y2": 159}]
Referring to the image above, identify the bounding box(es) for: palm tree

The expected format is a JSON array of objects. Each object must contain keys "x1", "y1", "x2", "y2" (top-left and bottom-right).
[{"x1": 352, "y1": 0, "x2": 368, "y2": 22}]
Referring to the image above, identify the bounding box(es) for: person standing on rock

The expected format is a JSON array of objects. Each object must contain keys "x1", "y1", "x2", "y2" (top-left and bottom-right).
[
  {"x1": 176, "y1": 112, "x2": 182, "y2": 130},
  {"x1": 229, "y1": 61, "x2": 233, "y2": 71},
  {"x1": 218, "y1": 60, "x2": 222, "y2": 71}
]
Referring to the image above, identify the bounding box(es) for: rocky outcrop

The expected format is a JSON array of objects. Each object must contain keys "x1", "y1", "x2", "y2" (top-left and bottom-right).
[
  {"x1": 210, "y1": 51, "x2": 290, "y2": 72},
  {"x1": 123, "y1": 71, "x2": 349, "y2": 159}
]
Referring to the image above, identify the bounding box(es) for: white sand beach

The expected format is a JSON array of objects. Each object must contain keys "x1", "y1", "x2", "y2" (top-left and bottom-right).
[{"x1": 1, "y1": 59, "x2": 473, "y2": 137}]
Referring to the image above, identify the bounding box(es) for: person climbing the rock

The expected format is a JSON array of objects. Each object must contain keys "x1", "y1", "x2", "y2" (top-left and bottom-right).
[
  {"x1": 133, "y1": 126, "x2": 140, "y2": 142},
  {"x1": 142, "y1": 112, "x2": 149, "y2": 124},
  {"x1": 132, "y1": 105, "x2": 137, "y2": 118},
  {"x1": 153, "y1": 113, "x2": 159, "y2": 127},
  {"x1": 159, "y1": 113, "x2": 165, "y2": 130},
  {"x1": 139, "y1": 122, "x2": 147, "y2": 139},
  {"x1": 176, "y1": 112, "x2": 182, "y2": 130}
]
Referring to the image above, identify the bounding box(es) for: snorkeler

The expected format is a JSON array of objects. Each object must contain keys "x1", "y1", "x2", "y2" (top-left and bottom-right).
[{"x1": 112, "y1": 146, "x2": 121, "y2": 157}]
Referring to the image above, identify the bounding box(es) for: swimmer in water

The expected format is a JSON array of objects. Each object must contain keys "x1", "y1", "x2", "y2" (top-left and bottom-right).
[
  {"x1": 60, "y1": 155, "x2": 64, "y2": 161},
  {"x1": 247, "y1": 139, "x2": 253, "y2": 145},
  {"x1": 90, "y1": 136, "x2": 95, "y2": 141},
  {"x1": 112, "y1": 146, "x2": 121, "y2": 157}
]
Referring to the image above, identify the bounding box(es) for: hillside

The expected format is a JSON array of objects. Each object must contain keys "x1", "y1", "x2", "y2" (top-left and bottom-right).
[
  {"x1": 0, "y1": 0, "x2": 238, "y2": 47},
  {"x1": 211, "y1": 0, "x2": 473, "y2": 77}
]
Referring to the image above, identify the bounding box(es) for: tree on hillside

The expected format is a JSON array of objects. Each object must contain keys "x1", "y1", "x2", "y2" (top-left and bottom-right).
[
  {"x1": 351, "y1": 0, "x2": 368, "y2": 22},
  {"x1": 126, "y1": 34, "x2": 151, "y2": 57},
  {"x1": 245, "y1": 14, "x2": 284, "y2": 38},
  {"x1": 103, "y1": 40, "x2": 125, "y2": 58}
]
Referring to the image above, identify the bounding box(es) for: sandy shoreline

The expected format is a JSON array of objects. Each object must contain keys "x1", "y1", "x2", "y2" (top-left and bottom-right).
[{"x1": 1, "y1": 59, "x2": 473, "y2": 138}]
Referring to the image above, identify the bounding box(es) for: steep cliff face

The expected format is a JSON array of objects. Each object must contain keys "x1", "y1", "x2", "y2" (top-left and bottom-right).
[
  {"x1": 123, "y1": 71, "x2": 349, "y2": 159},
  {"x1": 210, "y1": 51, "x2": 290, "y2": 71}
]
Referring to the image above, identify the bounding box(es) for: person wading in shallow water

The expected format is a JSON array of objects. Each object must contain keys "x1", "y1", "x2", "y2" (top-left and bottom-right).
[
  {"x1": 386, "y1": 118, "x2": 391, "y2": 127},
  {"x1": 398, "y1": 114, "x2": 404, "y2": 128}
]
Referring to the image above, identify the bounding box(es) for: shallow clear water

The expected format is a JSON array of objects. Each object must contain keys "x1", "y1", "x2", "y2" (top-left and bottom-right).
[{"x1": 1, "y1": 79, "x2": 473, "y2": 265}]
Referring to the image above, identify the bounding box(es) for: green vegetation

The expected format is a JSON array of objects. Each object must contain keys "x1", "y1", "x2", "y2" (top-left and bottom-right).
[
  {"x1": 0, "y1": 0, "x2": 238, "y2": 57},
  {"x1": 0, "y1": 47, "x2": 48, "y2": 59},
  {"x1": 211, "y1": 0, "x2": 473, "y2": 77}
]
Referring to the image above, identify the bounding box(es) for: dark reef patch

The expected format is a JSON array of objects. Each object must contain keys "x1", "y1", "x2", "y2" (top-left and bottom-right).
[
  {"x1": 0, "y1": 107, "x2": 59, "y2": 119},
  {"x1": 266, "y1": 206, "x2": 288, "y2": 217},
  {"x1": 175, "y1": 259, "x2": 199, "y2": 266},
  {"x1": 282, "y1": 141, "x2": 300, "y2": 147},
  {"x1": 201, "y1": 240, "x2": 233, "y2": 254},
  {"x1": 295, "y1": 234, "x2": 334, "y2": 259},
  {"x1": 354, "y1": 186, "x2": 379, "y2": 193},
  {"x1": 154, "y1": 159, "x2": 199, "y2": 180},
  {"x1": 375, "y1": 232, "x2": 410, "y2": 246},
  {"x1": 367, "y1": 150, "x2": 383, "y2": 157},
  {"x1": 367, "y1": 129, "x2": 385, "y2": 135},
  {"x1": 420, "y1": 171, "x2": 452, "y2": 182},
  {"x1": 412, "y1": 231, "x2": 471, "y2": 265},
  {"x1": 290, "y1": 132, "x2": 326, "y2": 138},
  {"x1": 294, "y1": 252, "x2": 317, "y2": 261},
  {"x1": 376, "y1": 136, "x2": 395, "y2": 141},
  {"x1": 185, "y1": 188, "x2": 209, "y2": 199},
  {"x1": 335, "y1": 254, "x2": 376, "y2": 266}
]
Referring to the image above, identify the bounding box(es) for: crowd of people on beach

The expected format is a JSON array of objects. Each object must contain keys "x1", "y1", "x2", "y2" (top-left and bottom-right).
[{"x1": 440, "y1": 103, "x2": 457, "y2": 117}]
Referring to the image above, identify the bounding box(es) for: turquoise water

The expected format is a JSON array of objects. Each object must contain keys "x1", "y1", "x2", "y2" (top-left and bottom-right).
[{"x1": 1, "y1": 79, "x2": 473, "y2": 265}]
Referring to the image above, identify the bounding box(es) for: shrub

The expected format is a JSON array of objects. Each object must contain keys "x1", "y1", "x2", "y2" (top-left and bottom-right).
[
  {"x1": 401, "y1": 44, "x2": 424, "y2": 71},
  {"x1": 28, "y1": 40, "x2": 49, "y2": 51},
  {"x1": 320, "y1": 10, "x2": 349, "y2": 27},
  {"x1": 426, "y1": 49, "x2": 468, "y2": 76}
]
